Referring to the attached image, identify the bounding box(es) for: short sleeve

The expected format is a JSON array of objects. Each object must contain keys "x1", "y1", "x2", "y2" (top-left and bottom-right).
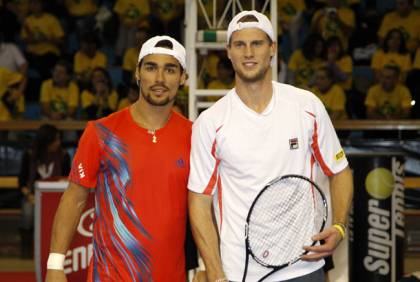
[
  {"x1": 309, "y1": 100, "x2": 348, "y2": 176},
  {"x1": 188, "y1": 115, "x2": 219, "y2": 195},
  {"x1": 68, "y1": 83, "x2": 80, "y2": 108},
  {"x1": 69, "y1": 122, "x2": 101, "y2": 188},
  {"x1": 364, "y1": 87, "x2": 377, "y2": 107},
  {"x1": 401, "y1": 87, "x2": 412, "y2": 108},
  {"x1": 40, "y1": 80, "x2": 50, "y2": 103}
]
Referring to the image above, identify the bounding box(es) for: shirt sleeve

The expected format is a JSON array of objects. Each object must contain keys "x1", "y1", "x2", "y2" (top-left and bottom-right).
[
  {"x1": 401, "y1": 86, "x2": 412, "y2": 108},
  {"x1": 364, "y1": 87, "x2": 377, "y2": 107},
  {"x1": 68, "y1": 121, "x2": 101, "y2": 188},
  {"x1": 68, "y1": 83, "x2": 80, "y2": 108},
  {"x1": 40, "y1": 80, "x2": 50, "y2": 103},
  {"x1": 188, "y1": 115, "x2": 219, "y2": 195},
  {"x1": 310, "y1": 99, "x2": 348, "y2": 176}
]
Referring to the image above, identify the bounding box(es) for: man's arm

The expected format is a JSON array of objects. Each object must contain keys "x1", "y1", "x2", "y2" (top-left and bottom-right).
[
  {"x1": 302, "y1": 165, "x2": 353, "y2": 260},
  {"x1": 188, "y1": 191, "x2": 226, "y2": 281},
  {"x1": 45, "y1": 181, "x2": 90, "y2": 282}
]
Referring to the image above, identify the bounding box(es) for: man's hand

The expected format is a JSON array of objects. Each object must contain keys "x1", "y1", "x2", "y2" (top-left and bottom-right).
[
  {"x1": 45, "y1": 269, "x2": 67, "y2": 282},
  {"x1": 301, "y1": 226, "x2": 343, "y2": 261}
]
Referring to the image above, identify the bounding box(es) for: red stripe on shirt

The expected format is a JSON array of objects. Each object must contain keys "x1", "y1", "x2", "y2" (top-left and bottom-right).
[
  {"x1": 306, "y1": 111, "x2": 333, "y2": 176},
  {"x1": 203, "y1": 126, "x2": 223, "y2": 195}
]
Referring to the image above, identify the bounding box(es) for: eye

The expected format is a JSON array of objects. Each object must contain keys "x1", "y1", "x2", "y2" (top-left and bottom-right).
[
  {"x1": 233, "y1": 41, "x2": 245, "y2": 48},
  {"x1": 165, "y1": 67, "x2": 176, "y2": 74},
  {"x1": 145, "y1": 65, "x2": 156, "y2": 71}
]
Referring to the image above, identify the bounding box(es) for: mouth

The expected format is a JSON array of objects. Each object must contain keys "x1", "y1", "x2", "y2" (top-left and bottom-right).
[
  {"x1": 242, "y1": 62, "x2": 257, "y2": 68},
  {"x1": 150, "y1": 87, "x2": 168, "y2": 95}
]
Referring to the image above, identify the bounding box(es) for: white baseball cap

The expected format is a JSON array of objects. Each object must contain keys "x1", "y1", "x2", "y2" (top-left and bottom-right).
[
  {"x1": 227, "y1": 10, "x2": 275, "y2": 43},
  {"x1": 138, "y1": 35, "x2": 186, "y2": 70}
]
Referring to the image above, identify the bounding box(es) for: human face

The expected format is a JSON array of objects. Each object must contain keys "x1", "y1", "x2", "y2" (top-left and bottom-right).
[
  {"x1": 227, "y1": 28, "x2": 276, "y2": 83},
  {"x1": 136, "y1": 54, "x2": 186, "y2": 107},
  {"x1": 381, "y1": 68, "x2": 398, "y2": 92},
  {"x1": 315, "y1": 70, "x2": 332, "y2": 92},
  {"x1": 396, "y1": 0, "x2": 411, "y2": 16},
  {"x1": 52, "y1": 65, "x2": 69, "y2": 86},
  {"x1": 91, "y1": 69, "x2": 107, "y2": 85},
  {"x1": 387, "y1": 31, "x2": 402, "y2": 52}
]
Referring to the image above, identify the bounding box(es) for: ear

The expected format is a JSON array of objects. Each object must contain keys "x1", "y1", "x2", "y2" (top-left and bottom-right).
[{"x1": 180, "y1": 71, "x2": 188, "y2": 86}]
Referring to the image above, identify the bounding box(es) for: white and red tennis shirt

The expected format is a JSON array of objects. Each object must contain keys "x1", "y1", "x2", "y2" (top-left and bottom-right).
[{"x1": 188, "y1": 81, "x2": 348, "y2": 281}]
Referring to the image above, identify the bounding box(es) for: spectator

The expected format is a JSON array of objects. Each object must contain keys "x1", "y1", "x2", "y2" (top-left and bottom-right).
[
  {"x1": 64, "y1": 0, "x2": 98, "y2": 36},
  {"x1": 371, "y1": 28, "x2": 412, "y2": 83},
  {"x1": 0, "y1": 30, "x2": 28, "y2": 96},
  {"x1": 0, "y1": 67, "x2": 24, "y2": 121},
  {"x1": 81, "y1": 67, "x2": 118, "y2": 120},
  {"x1": 122, "y1": 27, "x2": 148, "y2": 85},
  {"x1": 149, "y1": 0, "x2": 184, "y2": 40},
  {"x1": 378, "y1": 0, "x2": 420, "y2": 54},
  {"x1": 21, "y1": 0, "x2": 64, "y2": 80},
  {"x1": 118, "y1": 82, "x2": 139, "y2": 110},
  {"x1": 310, "y1": 0, "x2": 355, "y2": 50},
  {"x1": 277, "y1": 0, "x2": 306, "y2": 51},
  {"x1": 365, "y1": 65, "x2": 412, "y2": 119},
  {"x1": 205, "y1": 57, "x2": 235, "y2": 102},
  {"x1": 74, "y1": 31, "x2": 107, "y2": 89},
  {"x1": 40, "y1": 60, "x2": 79, "y2": 120},
  {"x1": 82, "y1": 80, "x2": 118, "y2": 119},
  {"x1": 311, "y1": 66, "x2": 347, "y2": 120},
  {"x1": 323, "y1": 36, "x2": 353, "y2": 91},
  {"x1": 18, "y1": 124, "x2": 70, "y2": 258},
  {"x1": 113, "y1": 0, "x2": 150, "y2": 59},
  {"x1": 287, "y1": 33, "x2": 325, "y2": 89},
  {"x1": 197, "y1": 51, "x2": 223, "y2": 88}
]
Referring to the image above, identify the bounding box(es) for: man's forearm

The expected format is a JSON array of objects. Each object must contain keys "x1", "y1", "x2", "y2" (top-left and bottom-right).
[
  {"x1": 188, "y1": 191, "x2": 226, "y2": 281},
  {"x1": 330, "y1": 166, "x2": 353, "y2": 225},
  {"x1": 50, "y1": 182, "x2": 89, "y2": 254}
]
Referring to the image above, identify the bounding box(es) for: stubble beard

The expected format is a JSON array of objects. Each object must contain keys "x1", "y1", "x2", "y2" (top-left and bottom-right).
[
  {"x1": 235, "y1": 64, "x2": 270, "y2": 83},
  {"x1": 140, "y1": 85, "x2": 176, "y2": 107}
]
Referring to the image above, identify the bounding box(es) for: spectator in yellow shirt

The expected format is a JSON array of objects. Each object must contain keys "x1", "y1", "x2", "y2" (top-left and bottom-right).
[
  {"x1": 21, "y1": 0, "x2": 64, "y2": 80},
  {"x1": 371, "y1": 28, "x2": 412, "y2": 83},
  {"x1": 149, "y1": 0, "x2": 184, "y2": 39},
  {"x1": 287, "y1": 33, "x2": 325, "y2": 89},
  {"x1": 310, "y1": 0, "x2": 355, "y2": 50},
  {"x1": 74, "y1": 32, "x2": 107, "y2": 89},
  {"x1": 378, "y1": 0, "x2": 420, "y2": 53},
  {"x1": 278, "y1": 0, "x2": 306, "y2": 51},
  {"x1": 323, "y1": 36, "x2": 353, "y2": 91},
  {"x1": 118, "y1": 82, "x2": 139, "y2": 110},
  {"x1": 64, "y1": 0, "x2": 98, "y2": 36},
  {"x1": 81, "y1": 67, "x2": 119, "y2": 120},
  {"x1": 122, "y1": 27, "x2": 149, "y2": 85},
  {"x1": 311, "y1": 66, "x2": 347, "y2": 120},
  {"x1": 0, "y1": 67, "x2": 24, "y2": 121},
  {"x1": 40, "y1": 60, "x2": 79, "y2": 120},
  {"x1": 365, "y1": 65, "x2": 412, "y2": 119},
  {"x1": 205, "y1": 57, "x2": 235, "y2": 102},
  {"x1": 113, "y1": 0, "x2": 150, "y2": 58}
]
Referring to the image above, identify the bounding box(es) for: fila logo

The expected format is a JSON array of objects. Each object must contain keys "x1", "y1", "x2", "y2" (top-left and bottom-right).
[
  {"x1": 78, "y1": 163, "x2": 85, "y2": 179},
  {"x1": 289, "y1": 138, "x2": 299, "y2": 150}
]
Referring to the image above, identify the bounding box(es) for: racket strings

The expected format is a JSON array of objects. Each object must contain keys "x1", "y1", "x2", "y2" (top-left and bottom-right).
[{"x1": 247, "y1": 176, "x2": 325, "y2": 267}]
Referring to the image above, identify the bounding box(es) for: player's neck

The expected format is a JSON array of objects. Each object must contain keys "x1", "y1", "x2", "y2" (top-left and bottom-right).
[
  {"x1": 235, "y1": 74, "x2": 273, "y2": 114},
  {"x1": 130, "y1": 100, "x2": 172, "y2": 131}
]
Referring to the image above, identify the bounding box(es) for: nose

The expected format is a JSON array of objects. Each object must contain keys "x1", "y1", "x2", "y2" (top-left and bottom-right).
[
  {"x1": 244, "y1": 44, "x2": 254, "y2": 58},
  {"x1": 155, "y1": 67, "x2": 164, "y2": 83}
]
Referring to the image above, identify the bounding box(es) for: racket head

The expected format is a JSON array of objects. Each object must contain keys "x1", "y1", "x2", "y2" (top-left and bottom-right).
[{"x1": 244, "y1": 174, "x2": 328, "y2": 268}]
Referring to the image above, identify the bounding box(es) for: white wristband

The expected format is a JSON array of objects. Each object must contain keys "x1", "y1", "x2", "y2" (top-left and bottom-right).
[{"x1": 47, "y1": 253, "x2": 65, "y2": 270}]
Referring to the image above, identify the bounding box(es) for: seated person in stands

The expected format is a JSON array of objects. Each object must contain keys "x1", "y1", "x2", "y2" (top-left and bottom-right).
[
  {"x1": 0, "y1": 67, "x2": 24, "y2": 121},
  {"x1": 323, "y1": 36, "x2": 353, "y2": 92},
  {"x1": 74, "y1": 32, "x2": 107, "y2": 89},
  {"x1": 287, "y1": 33, "x2": 325, "y2": 90},
  {"x1": 377, "y1": 0, "x2": 420, "y2": 54},
  {"x1": 311, "y1": 66, "x2": 347, "y2": 120},
  {"x1": 0, "y1": 30, "x2": 28, "y2": 96},
  {"x1": 64, "y1": 0, "x2": 98, "y2": 36},
  {"x1": 81, "y1": 67, "x2": 118, "y2": 120},
  {"x1": 20, "y1": 0, "x2": 64, "y2": 80},
  {"x1": 118, "y1": 82, "x2": 139, "y2": 110},
  {"x1": 122, "y1": 27, "x2": 149, "y2": 85},
  {"x1": 205, "y1": 57, "x2": 235, "y2": 102},
  {"x1": 19, "y1": 124, "x2": 70, "y2": 258},
  {"x1": 371, "y1": 28, "x2": 412, "y2": 83},
  {"x1": 40, "y1": 60, "x2": 79, "y2": 120},
  {"x1": 365, "y1": 65, "x2": 412, "y2": 119}
]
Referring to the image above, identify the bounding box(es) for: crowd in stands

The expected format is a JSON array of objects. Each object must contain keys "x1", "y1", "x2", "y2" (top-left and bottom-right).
[{"x1": 0, "y1": 0, "x2": 419, "y2": 125}]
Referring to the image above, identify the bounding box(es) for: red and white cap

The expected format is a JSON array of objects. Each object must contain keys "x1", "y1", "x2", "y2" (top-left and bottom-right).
[{"x1": 138, "y1": 35, "x2": 186, "y2": 69}]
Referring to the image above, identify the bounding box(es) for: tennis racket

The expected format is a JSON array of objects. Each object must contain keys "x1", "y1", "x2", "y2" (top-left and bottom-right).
[{"x1": 241, "y1": 174, "x2": 328, "y2": 282}]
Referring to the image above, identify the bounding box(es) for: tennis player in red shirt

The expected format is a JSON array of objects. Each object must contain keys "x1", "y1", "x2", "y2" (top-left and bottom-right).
[{"x1": 46, "y1": 35, "x2": 192, "y2": 282}]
